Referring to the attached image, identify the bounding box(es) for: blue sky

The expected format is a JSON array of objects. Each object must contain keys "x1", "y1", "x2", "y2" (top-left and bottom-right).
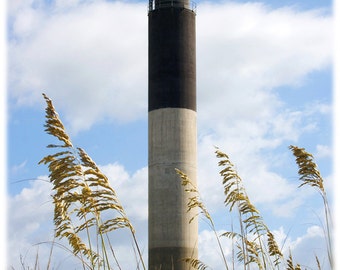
[{"x1": 4, "y1": 0, "x2": 336, "y2": 269}]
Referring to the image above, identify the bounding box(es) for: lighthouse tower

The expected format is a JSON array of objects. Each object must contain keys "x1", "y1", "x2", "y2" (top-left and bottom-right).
[{"x1": 148, "y1": 0, "x2": 198, "y2": 269}]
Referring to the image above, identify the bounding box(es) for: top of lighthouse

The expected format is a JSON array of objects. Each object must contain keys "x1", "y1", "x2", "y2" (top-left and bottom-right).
[{"x1": 148, "y1": 0, "x2": 196, "y2": 12}]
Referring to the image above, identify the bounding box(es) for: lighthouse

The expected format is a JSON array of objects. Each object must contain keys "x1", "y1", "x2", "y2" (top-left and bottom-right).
[{"x1": 148, "y1": 0, "x2": 198, "y2": 269}]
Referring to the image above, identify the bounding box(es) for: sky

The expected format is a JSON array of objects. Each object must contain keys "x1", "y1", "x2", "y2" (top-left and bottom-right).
[{"x1": 3, "y1": 0, "x2": 337, "y2": 269}]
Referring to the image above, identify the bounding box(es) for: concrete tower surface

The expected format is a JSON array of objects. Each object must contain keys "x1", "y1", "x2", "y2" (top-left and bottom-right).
[{"x1": 148, "y1": 0, "x2": 198, "y2": 269}]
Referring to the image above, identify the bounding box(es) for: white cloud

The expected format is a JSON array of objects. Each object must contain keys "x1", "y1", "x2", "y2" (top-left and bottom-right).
[
  {"x1": 197, "y1": 3, "x2": 331, "y2": 126},
  {"x1": 274, "y1": 225, "x2": 331, "y2": 269},
  {"x1": 198, "y1": 229, "x2": 232, "y2": 269},
  {"x1": 7, "y1": 178, "x2": 55, "y2": 270},
  {"x1": 315, "y1": 144, "x2": 332, "y2": 159},
  {"x1": 196, "y1": 135, "x2": 318, "y2": 219},
  {"x1": 196, "y1": 3, "x2": 332, "y2": 147},
  {"x1": 10, "y1": 160, "x2": 27, "y2": 175},
  {"x1": 197, "y1": 225, "x2": 331, "y2": 269},
  {"x1": 9, "y1": 1, "x2": 148, "y2": 132},
  {"x1": 100, "y1": 163, "x2": 148, "y2": 221},
  {"x1": 98, "y1": 163, "x2": 149, "y2": 268},
  {"x1": 10, "y1": 8, "x2": 43, "y2": 37},
  {"x1": 8, "y1": 1, "x2": 332, "y2": 133},
  {"x1": 191, "y1": 2, "x2": 332, "y2": 220},
  {"x1": 8, "y1": 178, "x2": 52, "y2": 235}
]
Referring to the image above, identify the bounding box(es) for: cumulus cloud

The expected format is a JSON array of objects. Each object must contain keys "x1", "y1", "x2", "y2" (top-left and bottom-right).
[
  {"x1": 7, "y1": 178, "x2": 54, "y2": 269},
  {"x1": 8, "y1": 1, "x2": 332, "y2": 133},
  {"x1": 196, "y1": 224, "x2": 330, "y2": 269},
  {"x1": 315, "y1": 144, "x2": 332, "y2": 159},
  {"x1": 273, "y1": 225, "x2": 331, "y2": 269},
  {"x1": 10, "y1": 160, "x2": 27, "y2": 175},
  {"x1": 196, "y1": 2, "x2": 331, "y2": 128},
  {"x1": 9, "y1": 1, "x2": 148, "y2": 132},
  {"x1": 191, "y1": 2, "x2": 332, "y2": 219},
  {"x1": 99, "y1": 163, "x2": 148, "y2": 269},
  {"x1": 100, "y1": 163, "x2": 148, "y2": 221},
  {"x1": 198, "y1": 229, "x2": 232, "y2": 269}
]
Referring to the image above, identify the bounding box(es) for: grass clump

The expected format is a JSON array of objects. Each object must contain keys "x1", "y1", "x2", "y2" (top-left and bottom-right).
[
  {"x1": 178, "y1": 147, "x2": 332, "y2": 270},
  {"x1": 36, "y1": 94, "x2": 331, "y2": 270},
  {"x1": 39, "y1": 94, "x2": 145, "y2": 270}
]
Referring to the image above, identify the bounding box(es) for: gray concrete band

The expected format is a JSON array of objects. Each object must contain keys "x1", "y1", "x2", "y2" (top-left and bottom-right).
[{"x1": 148, "y1": 108, "x2": 198, "y2": 270}]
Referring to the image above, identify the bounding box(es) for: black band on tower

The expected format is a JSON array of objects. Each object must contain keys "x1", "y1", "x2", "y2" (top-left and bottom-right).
[{"x1": 148, "y1": 8, "x2": 196, "y2": 112}]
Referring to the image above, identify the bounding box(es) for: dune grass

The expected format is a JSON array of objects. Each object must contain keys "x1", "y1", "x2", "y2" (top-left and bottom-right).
[
  {"x1": 177, "y1": 146, "x2": 332, "y2": 270},
  {"x1": 32, "y1": 94, "x2": 332, "y2": 270},
  {"x1": 39, "y1": 93, "x2": 146, "y2": 270}
]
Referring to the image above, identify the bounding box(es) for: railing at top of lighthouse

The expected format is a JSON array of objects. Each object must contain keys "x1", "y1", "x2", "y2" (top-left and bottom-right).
[{"x1": 148, "y1": 0, "x2": 196, "y2": 13}]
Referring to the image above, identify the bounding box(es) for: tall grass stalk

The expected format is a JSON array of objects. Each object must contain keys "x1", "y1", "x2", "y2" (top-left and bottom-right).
[
  {"x1": 289, "y1": 145, "x2": 333, "y2": 269},
  {"x1": 215, "y1": 148, "x2": 284, "y2": 270},
  {"x1": 39, "y1": 94, "x2": 146, "y2": 270},
  {"x1": 176, "y1": 168, "x2": 229, "y2": 270}
]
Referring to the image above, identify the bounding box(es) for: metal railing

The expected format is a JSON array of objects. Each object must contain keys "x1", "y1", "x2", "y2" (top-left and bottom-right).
[{"x1": 148, "y1": 0, "x2": 196, "y2": 13}]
